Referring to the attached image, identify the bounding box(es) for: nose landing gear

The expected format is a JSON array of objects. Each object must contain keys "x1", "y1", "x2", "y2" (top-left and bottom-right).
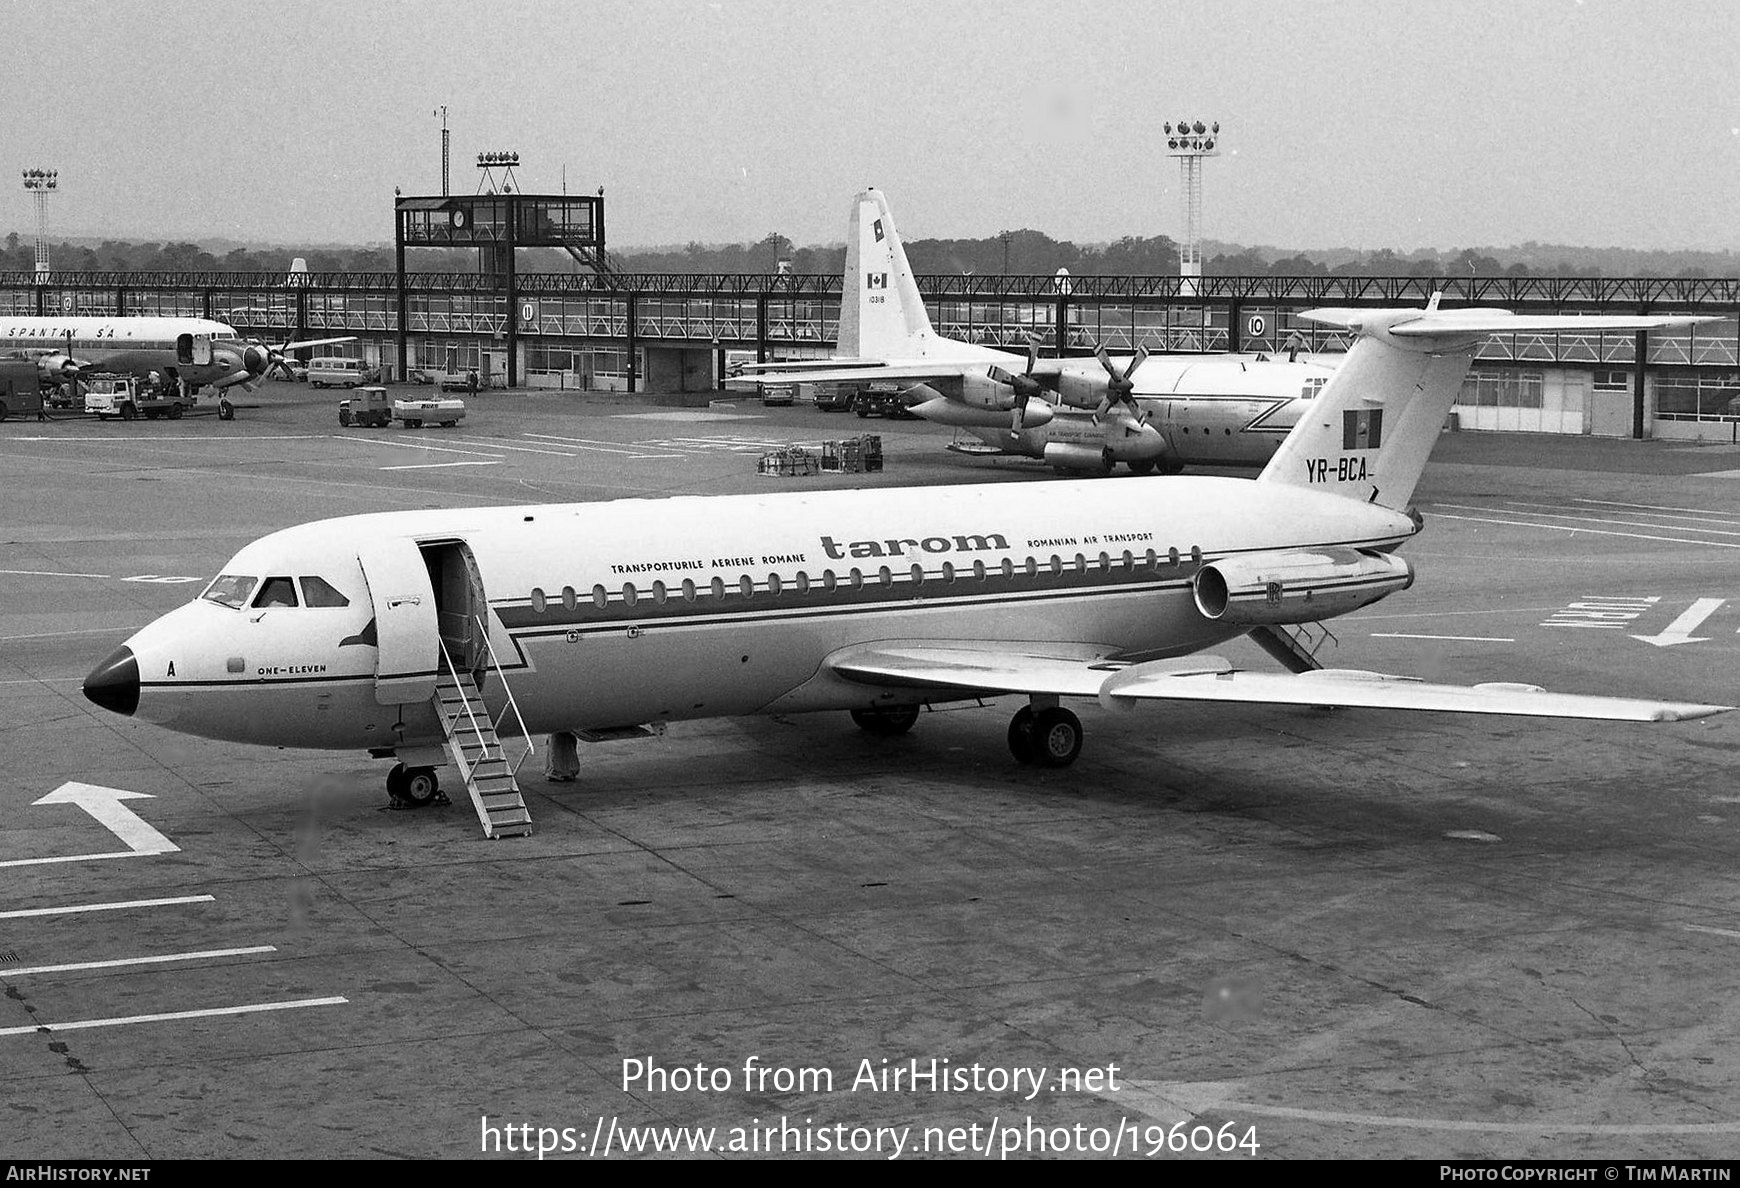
[{"x1": 386, "y1": 762, "x2": 447, "y2": 808}]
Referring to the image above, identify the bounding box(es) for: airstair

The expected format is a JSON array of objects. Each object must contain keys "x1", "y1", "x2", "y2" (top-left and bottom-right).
[
  {"x1": 1247, "y1": 622, "x2": 1337, "y2": 674},
  {"x1": 434, "y1": 617, "x2": 536, "y2": 839}
]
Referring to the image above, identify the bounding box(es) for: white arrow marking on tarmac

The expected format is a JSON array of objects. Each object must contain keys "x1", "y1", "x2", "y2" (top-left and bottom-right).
[
  {"x1": 1, "y1": 783, "x2": 180, "y2": 868},
  {"x1": 1123, "y1": 1080, "x2": 1740, "y2": 1135},
  {"x1": 1631, "y1": 597, "x2": 1724, "y2": 647}
]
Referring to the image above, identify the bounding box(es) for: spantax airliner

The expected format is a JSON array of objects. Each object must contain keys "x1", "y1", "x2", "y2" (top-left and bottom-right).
[
  {"x1": 0, "y1": 315, "x2": 352, "y2": 404},
  {"x1": 82, "y1": 294, "x2": 1726, "y2": 834}
]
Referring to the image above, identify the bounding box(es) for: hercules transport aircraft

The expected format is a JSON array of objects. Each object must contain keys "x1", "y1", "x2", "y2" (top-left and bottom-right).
[
  {"x1": 0, "y1": 315, "x2": 352, "y2": 407},
  {"x1": 81, "y1": 294, "x2": 1725, "y2": 838},
  {"x1": 737, "y1": 189, "x2": 1338, "y2": 474}
]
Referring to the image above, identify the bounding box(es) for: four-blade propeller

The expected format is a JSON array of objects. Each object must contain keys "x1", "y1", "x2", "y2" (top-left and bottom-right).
[
  {"x1": 989, "y1": 340, "x2": 1051, "y2": 439},
  {"x1": 1092, "y1": 344, "x2": 1150, "y2": 423}
]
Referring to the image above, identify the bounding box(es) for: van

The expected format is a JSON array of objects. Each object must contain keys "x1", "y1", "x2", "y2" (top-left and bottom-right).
[{"x1": 307, "y1": 357, "x2": 375, "y2": 389}]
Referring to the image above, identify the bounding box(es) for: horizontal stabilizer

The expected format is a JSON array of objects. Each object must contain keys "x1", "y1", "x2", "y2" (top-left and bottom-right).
[{"x1": 828, "y1": 644, "x2": 1730, "y2": 723}]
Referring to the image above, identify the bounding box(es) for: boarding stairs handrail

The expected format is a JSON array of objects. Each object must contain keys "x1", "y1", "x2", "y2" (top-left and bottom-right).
[
  {"x1": 437, "y1": 645, "x2": 497, "y2": 785},
  {"x1": 475, "y1": 614, "x2": 535, "y2": 774}
]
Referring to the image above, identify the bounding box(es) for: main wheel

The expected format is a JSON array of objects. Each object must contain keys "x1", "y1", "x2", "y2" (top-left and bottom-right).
[
  {"x1": 1007, "y1": 706, "x2": 1038, "y2": 764},
  {"x1": 1127, "y1": 458, "x2": 1155, "y2": 475},
  {"x1": 1030, "y1": 707, "x2": 1083, "y2": 768},
  {"x1": 385, "y1": 762, "x2": 409, "y2": 801},
  {"x1": 401, "y1": 766, "x2": 440, "y2": 805},
  {"x1": 850, "y1": 704, "x2": 920, "y2": 736},
  {"x1": 339, "y1": 408, "x2": 351, "y2": 427}
]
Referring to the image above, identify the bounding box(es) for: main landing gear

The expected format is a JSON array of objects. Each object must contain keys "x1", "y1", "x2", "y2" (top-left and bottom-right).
[
  {"x1": 1006, "y1": 703, "x2": 1083, "y2": 768},
  {"x1": 386, "y1": 762, "x2": 446, "y2": 808},
  {"x1": 849, "y1": 699, "x2": 1085, "y2": 768}
]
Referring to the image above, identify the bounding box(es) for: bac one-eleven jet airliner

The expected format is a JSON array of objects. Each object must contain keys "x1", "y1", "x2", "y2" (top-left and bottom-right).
[{"x1": 83, "y1": 297, "x2": 1727, "y2": 836}]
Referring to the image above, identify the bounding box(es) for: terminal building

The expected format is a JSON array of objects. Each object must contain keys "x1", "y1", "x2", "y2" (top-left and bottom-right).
[{"x1": 1, "y1": 186, "x2": 1736, "y2": 442}]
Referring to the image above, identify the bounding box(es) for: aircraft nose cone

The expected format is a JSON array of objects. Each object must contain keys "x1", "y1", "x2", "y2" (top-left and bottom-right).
[{"x1": 83, "y1": 646, "x2": 139, "y2": 717}]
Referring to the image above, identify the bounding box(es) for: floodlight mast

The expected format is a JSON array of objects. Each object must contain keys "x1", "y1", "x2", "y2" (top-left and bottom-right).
[
  {"x1": 475, "y1": 150, "x2": 522, "y2": 196},
  {"x1": 1164, "y1": 120, "x2": 1219, "y2": 298},
  {"x1": 21, "y1": 167, "x2": 58, "y2": 280}
]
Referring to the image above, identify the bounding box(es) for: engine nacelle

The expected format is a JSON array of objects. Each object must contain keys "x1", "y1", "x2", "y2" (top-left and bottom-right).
[
  {"x1": 1042, "y1": 442, "x2": 1115, "y2": 471},
  {"x1": 1054, "y1": 371, "x2": 1109, "y2": 410},
  {"x1": 908, "y1": 388, "x2": 1054, "y2": 429},
  {"x1": 958, "y1": 370, "x2": 1017, "y2": 411},
  {"x1": 1192, "y1": 547, "x2": 1414, "y2": 625},
  {"x1": 36, "y1": 353, "x2": 77, "y2": 378}
]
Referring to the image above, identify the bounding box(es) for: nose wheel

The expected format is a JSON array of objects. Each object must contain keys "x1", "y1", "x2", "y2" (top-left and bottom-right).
[
  {"x1": 1007, "y1": 705, "x2": 1083, "y2": 767},
  {"x1": 386, "y1": 762, "x2": 445, "y2": 807}
]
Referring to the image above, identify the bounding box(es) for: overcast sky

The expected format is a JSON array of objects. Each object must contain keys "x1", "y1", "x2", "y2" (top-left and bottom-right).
[{"x1": 7, "y1": 0, "x2": 1737, "y2": 252}]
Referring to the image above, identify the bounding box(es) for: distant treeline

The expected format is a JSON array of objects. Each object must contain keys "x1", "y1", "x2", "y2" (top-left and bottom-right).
[{"x1": 3, "y1": 228, "x2": 1733, "y2": 279}]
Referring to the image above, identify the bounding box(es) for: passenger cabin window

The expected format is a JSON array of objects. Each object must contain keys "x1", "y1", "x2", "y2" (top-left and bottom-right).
[
  {"x1": 253, "y1": 577, "x2": 299, "y2": 608},
  {"x1": 531, "y1": 587, "x2": 547, "y2": 614},
  {"x1": 299, "y1": 576, "x2": 350, "y2": 607},
  {"x1": 202, "y1": 574, "x2": 258, "y2": 609}
]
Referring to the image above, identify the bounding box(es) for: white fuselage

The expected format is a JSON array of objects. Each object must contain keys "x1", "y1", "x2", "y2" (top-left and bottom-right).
[
  {"x1": 0, "y1": 316, "x2": 249, "y2": 388},
  {"x1": 106, "y1": 477, "x2": 1417, "y2": 753}
]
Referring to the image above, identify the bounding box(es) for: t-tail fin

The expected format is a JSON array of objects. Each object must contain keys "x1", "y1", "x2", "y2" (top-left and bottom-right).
[
  {"x1": 1260, "y1": 301, "x2": 1714, "y2": 510},
  {"x1": 837, "y1": 189, "x2": 943, "y2": 360}
]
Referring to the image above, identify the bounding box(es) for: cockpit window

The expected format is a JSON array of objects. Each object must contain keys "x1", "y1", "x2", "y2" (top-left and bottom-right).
[
  {"x1": 201, "y1": 574, "x2": 257, "y2": 609},
  {"x1": 300, "y1": 576, "x2": 350, "y2": 607},
  {"x1": 253, "y1": 577, "x2": 299, "y2": 608},
  {"x1": 1301, "y1": 377, "x2": 1327, "y2": 400}
]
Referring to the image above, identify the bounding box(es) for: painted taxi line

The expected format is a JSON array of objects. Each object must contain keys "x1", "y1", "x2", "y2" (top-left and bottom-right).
[{"x1": 0, "y1": 793, "x2": 349, "y2": 1039}]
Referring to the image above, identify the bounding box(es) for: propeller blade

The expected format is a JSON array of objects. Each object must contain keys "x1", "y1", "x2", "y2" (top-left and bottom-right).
[{"x1": 1026, "y1": 339, "x2": 1039, "y2": 376}]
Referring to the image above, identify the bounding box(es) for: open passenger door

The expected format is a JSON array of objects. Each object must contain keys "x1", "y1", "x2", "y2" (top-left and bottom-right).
[{"x1": 356, "y1": 539, "x2": 440, "y2": 705}]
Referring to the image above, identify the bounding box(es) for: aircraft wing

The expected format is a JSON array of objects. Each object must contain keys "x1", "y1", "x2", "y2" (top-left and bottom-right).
[
  {"x1": 734, "y1": 358, "x2": 889, "y2": 373},
  {"x1": 733, "y1": 362, "x2": 980, "y2": 386},
  {"x1": 829, "y1": 645, "x2": 1730, "y2": 722},
  {"x1": 1300, "y1": 307, "x2": 1718, "y2": 337}
]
